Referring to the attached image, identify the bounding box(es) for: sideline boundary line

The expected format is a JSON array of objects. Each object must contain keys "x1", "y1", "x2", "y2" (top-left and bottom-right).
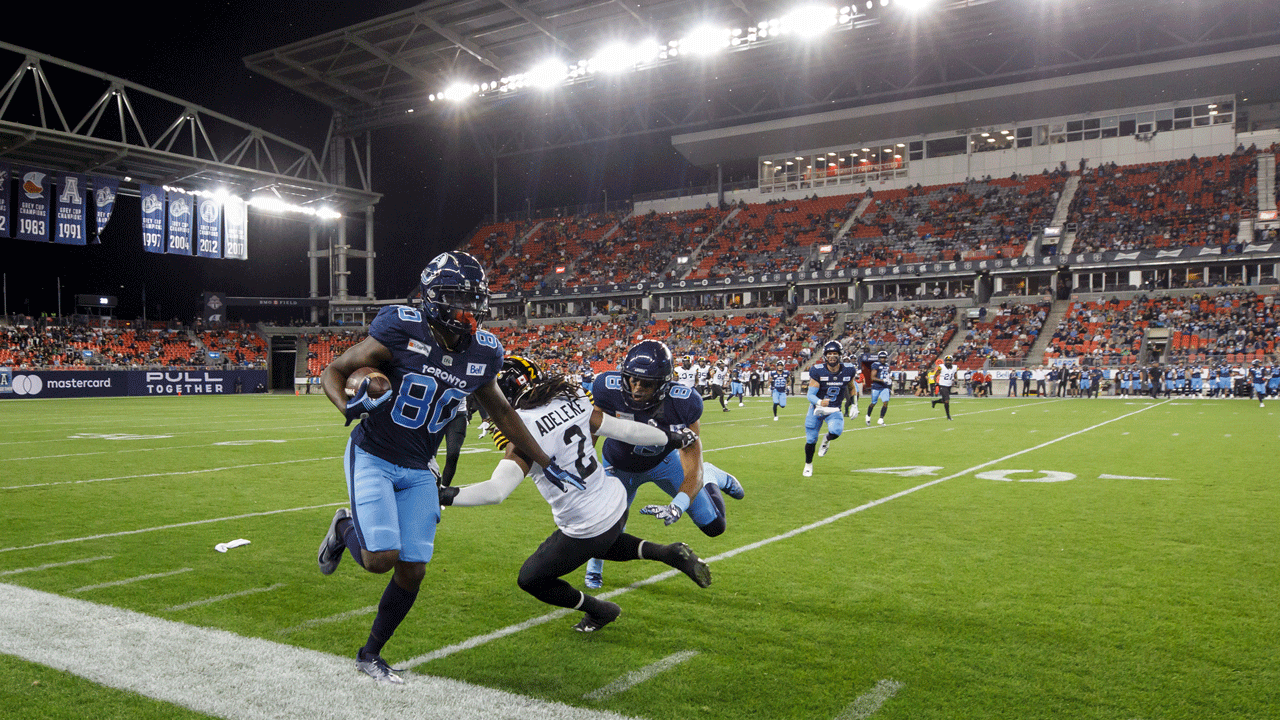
[{"x1": 403, "y1": 400, "x2": 1166, "y2": 667}]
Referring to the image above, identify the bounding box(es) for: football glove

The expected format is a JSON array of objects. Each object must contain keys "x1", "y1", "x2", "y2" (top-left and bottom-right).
[
  {"x1": 542, "y1": 460, "x2": 586, "y2": 492},
  {"x1": 641, "y1": 502, "x2": 683, "y2": 526},
  {"x1": 344, "y1": 382, "x2": 393, "y2": 426},
  {"x1": 437, "y1": 484, "x2": 460, "y2": 507},
  {"x1": 664, "y1": 427, "x2": 698, "y2": 452}
]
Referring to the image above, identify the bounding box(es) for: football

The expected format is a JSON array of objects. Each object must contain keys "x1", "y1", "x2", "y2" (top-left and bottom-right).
[{"x1": 345, "y1": 367, "x2": 392, "y2": 399}]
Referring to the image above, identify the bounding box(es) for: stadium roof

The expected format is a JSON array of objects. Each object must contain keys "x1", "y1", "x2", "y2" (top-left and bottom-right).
[
  {"x1": 246, "y1": 0, "x2": 1280, "y2": 159},
  {"x1": 0, "y1": 41, "x2": 379, "y2": 214}
]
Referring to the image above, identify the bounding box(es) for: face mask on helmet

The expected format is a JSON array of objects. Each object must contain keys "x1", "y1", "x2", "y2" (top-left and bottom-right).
[
  {"x1": 420, "y1": 252, "x2": 490, "y2": 337},
  {"x1": 497, "y1": 356, "x2": 541, "y2": 405}
]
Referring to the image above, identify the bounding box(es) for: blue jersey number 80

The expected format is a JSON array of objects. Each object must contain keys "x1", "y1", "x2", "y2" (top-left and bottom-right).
[{"x1": 390, "y1": 372, "x2": 467, "y2": 433}]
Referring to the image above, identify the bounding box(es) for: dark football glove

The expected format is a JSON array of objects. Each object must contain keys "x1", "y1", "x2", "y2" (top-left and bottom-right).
[
  {"x1": 344, "y1": 382, "x2": 393, "y2": 426},
  {"x1": 438, "y1": 484, "x2": 460, "y2": 507},
  {"x1": 542, "y1": 460, "x2": 586, "y2": 492},
  {"x1": 663, "y1": 427, "x2": 698, "y2": 452}
]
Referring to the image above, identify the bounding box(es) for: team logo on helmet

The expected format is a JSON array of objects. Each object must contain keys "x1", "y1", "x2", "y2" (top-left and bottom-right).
[{"x1": 419, "y1": 251, "x2": 490, "y2": 336}]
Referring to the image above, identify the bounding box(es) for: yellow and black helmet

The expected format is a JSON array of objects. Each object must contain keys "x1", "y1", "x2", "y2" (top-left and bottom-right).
[{"x1": 497, "y1": 355, "x2": 543, "y2": 405}]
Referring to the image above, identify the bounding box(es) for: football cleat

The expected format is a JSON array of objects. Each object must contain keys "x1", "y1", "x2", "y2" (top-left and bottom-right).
[
  {"x1": 477, "y1": 420, "x2": 490, "y2": 439},
  {"x1": 738, "y1": 402, "x2": 744, "y2": 407},
  {"x1": 318, "y1": 507, "x2": 350, "y2": 576},
  {"x1": 574, "y1": 601, "x2": 622, "y2": 632},
  {"x1": 818, "y1": 437, "x2": 831, "y2": 457},
  {"x1": 668, "y1": 543, "x2": 712, "y2": 588},
  {"x1": 721, "y1": 472, "x2": 745, "y2": 500},
  {"x1": 773, "y1": 415, "x2": 779, "y2": 421},
  {"x1": 877, "y1": 417, "x2": 885, "y2": 426},
  {"x1": 802, "y1": 463, "x2": 813, "y2": 477},
  {"x1": 865, "y1": 416, "x2": 871, "y2": 426},
  {"x1": 584, "y1": 571, "x2": 603, "y2": 590},
  {"x1": 356, "y1": 653, "x2": 404, "y2": 684}
]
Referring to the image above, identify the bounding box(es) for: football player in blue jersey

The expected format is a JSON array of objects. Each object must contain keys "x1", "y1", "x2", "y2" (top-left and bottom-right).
[
  {"x1": 315, "y1": 251, "x2": 586, "y2": 684},
  {"x1": 581, "y1": 339, "x2": 745, "y2": 590},
  {"x1": 1268, "y1": 361, "x2": 1279, "y2": 398},
  {"x1": 803, "y1": 341, "x2": 859, "y2": 477},
  {"x1": 770, "y1": 360, "x2": 789, "y2": 421},
  {"x1": 730, "y1": 364, "x2": 746, "y2": 407},
  {"x1": 1248, "y1": 359, "x2": 1267, "y2": 408},
  {"x1": 865, "y1": 350, "x2": 892, "y2": 426}
]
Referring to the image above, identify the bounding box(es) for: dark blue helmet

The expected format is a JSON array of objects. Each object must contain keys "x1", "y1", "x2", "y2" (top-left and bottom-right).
[
  {"x1": 823, "y1": 341, "x2": 842, "y2": 361},
  {"x1": 877, "y1": 350, "x2": 889, "y2": 361},
  {"x1": 619, "y1": 340, "x2": 673, "y2": 411},
  {"x1": 419, "y1": 251, "x2": 490, "y2": 335}
]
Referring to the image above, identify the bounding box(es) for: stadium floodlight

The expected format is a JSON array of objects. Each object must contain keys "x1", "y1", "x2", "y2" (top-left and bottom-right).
[
  {"x1": 681, "y1": 25, "x2": 731, "y2": 55},
  {"x1": 896, "y1": 0, "x2": 933, "y2": 12},
  {"x1": 780, "y1": 5, "x2": 838, "y2": 37},
  {"x1": 590, "y1": 40, "x2": 662, "y2": 74},
  {"x1": 442, "y1": 83, "x2": 475, "y2": 102},
  {"x1": 526, "y1": 59, "x2": 568, "y2": 88},
  {"x1": 315, "y1": 208, "x2": 342, "y2": 220}
]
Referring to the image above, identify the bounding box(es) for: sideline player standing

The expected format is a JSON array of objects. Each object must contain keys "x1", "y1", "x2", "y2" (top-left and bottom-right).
[
  {"x1": 730, "y1": 364, "x2": 746, "y2": 406},
  {"x1": 1249, "y1": 359, "x2": 1267, "y2": 408},
  {"x1": 442, "y1": 356, "x2": 710, "y2": 632},
  {"x1": 709, "y1": 360, "x2": 730, "y2": 412},
  {"x1": 803, "y1": 341, "x2": 858, "y2": 477},
  {"x1": 581, "y1": 340, "x2": 745, "y2": 589},
  {"x1": 865, "y1": 350, "x2": 892, "y2": 426},
  {"x1": 315, "y1": 251, "x2": 585, "y2": 684},
  {"x1": 770, "y1": 360, "x2": 789, "y2": 421},
  {"x1": 931, "y1": 355, "x2": 957, "y2": 420},
  {"x1": 843, "y1": 353, "x2": 861, "y2": 418}
]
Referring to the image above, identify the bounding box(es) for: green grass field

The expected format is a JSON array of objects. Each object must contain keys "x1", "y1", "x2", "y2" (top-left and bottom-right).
[{"x1": 1, "y1": 391, "x2": 1277, "y2": 720}]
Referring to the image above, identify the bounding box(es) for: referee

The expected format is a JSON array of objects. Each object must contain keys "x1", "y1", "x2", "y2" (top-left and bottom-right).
[{"x1": 931, "y1": 355, "x2": 957, "y2": 421}]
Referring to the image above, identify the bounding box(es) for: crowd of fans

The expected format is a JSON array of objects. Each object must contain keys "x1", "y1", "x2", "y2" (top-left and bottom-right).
[
  {"x1": 1068, "y1": 149, "x2": 1259, "y2": 253},
  {"x1": 0, "y1": 321, "x2": 264, "y2": 370}
]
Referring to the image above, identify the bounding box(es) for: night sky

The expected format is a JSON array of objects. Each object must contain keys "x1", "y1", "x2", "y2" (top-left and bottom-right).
[{"x1": 3, "y1": 3, "x2": 713, "y2": 321}]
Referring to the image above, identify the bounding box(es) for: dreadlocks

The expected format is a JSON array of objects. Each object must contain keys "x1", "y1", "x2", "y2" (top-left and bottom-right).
[{"x1": 512, "y1": 372, "x2": 582, "y2": 410}]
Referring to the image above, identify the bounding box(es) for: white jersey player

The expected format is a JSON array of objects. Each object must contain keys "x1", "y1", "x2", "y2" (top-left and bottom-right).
[
  {"x1": 440, "y1": 356, "x2": 712, "y2": 633},
  {"x1": 675, "y1": 357, "x2": 697, "y2": 388}
]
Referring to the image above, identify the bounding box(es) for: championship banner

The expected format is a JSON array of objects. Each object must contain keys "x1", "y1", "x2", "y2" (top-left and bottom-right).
[
  {"x1": 223, "y1": 196, "x2": 247, "y2": 260},
  {"x1": 15, "y1": 167, "x2": 52, "y2": 242},
  {"x1": 0, "y1": 162, "x2": 10, "y2": 239},
  {"x1": 92, "y1": 175, "x2": 121, "y2": 240},
  {"x1": 196, "y1": 197, "x2": 221, "y2": 258},
  {"x1": 166, "y1": 190, "x2": 193, "y2": 256},
  {"x1": 54, "y1": 173, "x2": 88, "y2": 245},
  {"x1": 140, "y1": 184, "x2": 166, "y2": 253}
]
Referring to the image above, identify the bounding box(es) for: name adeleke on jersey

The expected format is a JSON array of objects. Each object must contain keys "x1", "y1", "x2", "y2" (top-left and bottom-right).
[{"x1": 533, "y1": 395, "x2": 588, "y2": 435}]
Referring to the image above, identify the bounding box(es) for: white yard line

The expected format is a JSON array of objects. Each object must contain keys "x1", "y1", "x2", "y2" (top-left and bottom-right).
[
  {"x1": 0, "y1": 436, "x2": 336, "y2": 462},
  {"x1": 276, "y1": 605, "x2": 378, "y2": 636},
  {"x1": 835, "y1": 679, "x2": 904, "y2": 720},
  {"x1": 0, "y1": 503, "x2": 344, "y2": 555},
  {"x1": 0, "y1": 456, "x2": 340, "y2": 490},
  {"x1": 0, "y1": 422, "x2": 336, "y2": 447},
  {"x1": 404, "y1": 400, "x2": 1166, "y2": 667},
  {"x1": 582, "y1": 650, "x2": 700, "y2": 701},
  {"x1": 165, "y1": 583, "x2": 288, "y2": 612},
  {"x1": 0, "y1": 583, "x2": 638, "y2": 720},
  {"x1": 0, "y1": 555, "x2": 112, "y2": 576},
  {"x1": 73, "y1": 568, "x2": 193, "y2": 593}
]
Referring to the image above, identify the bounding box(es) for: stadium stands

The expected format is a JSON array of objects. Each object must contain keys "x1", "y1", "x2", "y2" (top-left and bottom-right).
[{"x1": 1068, "y1": 151, "x2": 1259, "y2": 253}]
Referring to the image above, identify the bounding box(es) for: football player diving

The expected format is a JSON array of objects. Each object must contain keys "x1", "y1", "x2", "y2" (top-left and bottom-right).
[
  {"x1": 581, "y1": 340, "x2": 746, "y2": 590},
  {"x1": 315, "y1": 251, "x2": 586, "y2": 684},
  {"x1": 440, "y1": 356, "x2": 712, "y2": 632}
]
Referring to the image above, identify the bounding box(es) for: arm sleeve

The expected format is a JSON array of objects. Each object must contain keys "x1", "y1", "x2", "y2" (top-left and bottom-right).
[
  {"x1": 595, "y1": 413, "x2": 670, "y2": 445},
  {"x1": 807, "y1": 385, "x2": 821, "y2": 406},
  {"x1": 450, "y1": 459, "x2": 526, "y2": 507}
]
